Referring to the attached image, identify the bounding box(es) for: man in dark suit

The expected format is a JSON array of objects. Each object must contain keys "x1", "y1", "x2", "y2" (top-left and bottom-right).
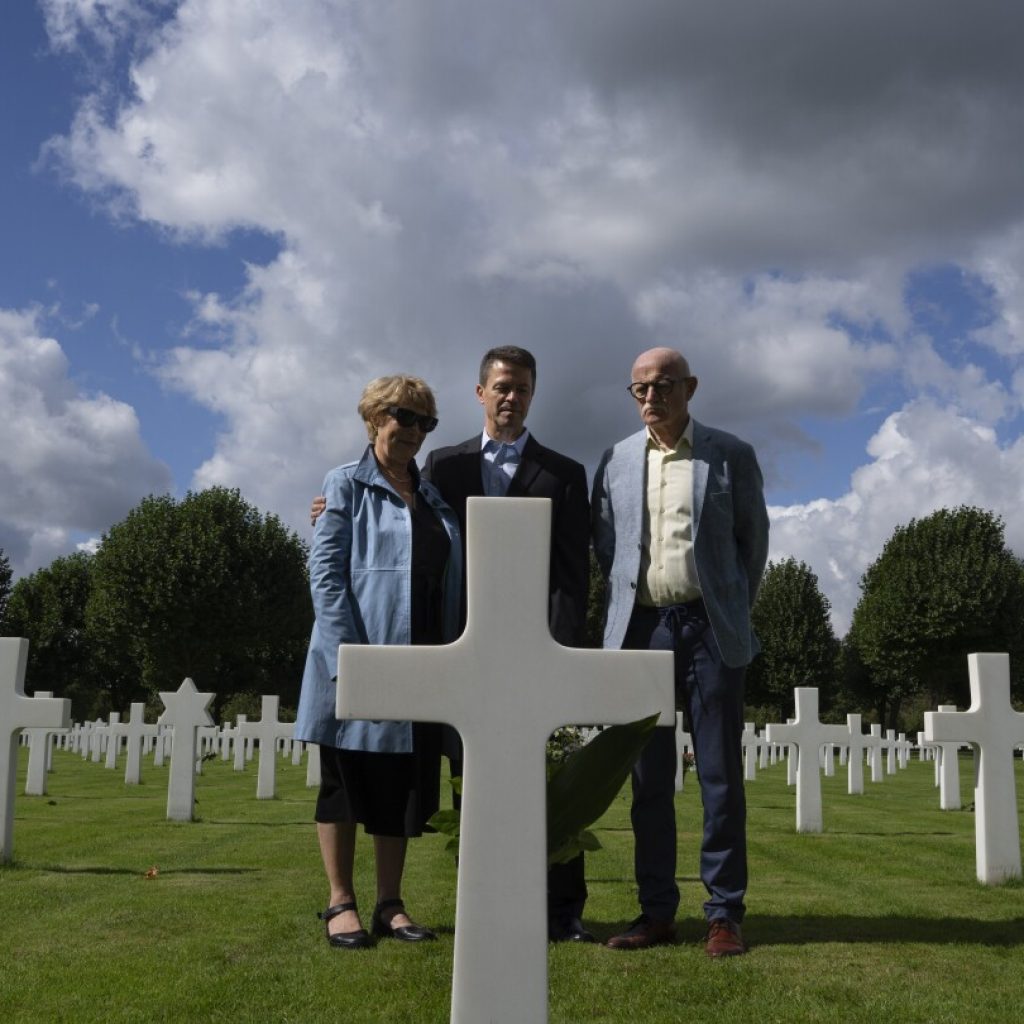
[
  {"x1": 423, "y1": 346, "x2": 593, "y2": 943},
  {"x1": 310, "y1": 345, "x2": 593, "y2": 941}
]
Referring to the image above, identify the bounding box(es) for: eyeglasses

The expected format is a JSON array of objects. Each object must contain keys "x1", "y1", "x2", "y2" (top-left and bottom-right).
[
  {"x1": 627, "y1": 378, "x2": 679, "y2": 401},
  {"x1": 386, "y1": 406, "x2": 438, "y2": 433}
]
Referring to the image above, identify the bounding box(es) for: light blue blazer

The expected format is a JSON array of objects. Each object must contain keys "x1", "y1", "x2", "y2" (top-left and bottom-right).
[
  {"x1": 294, "y1": 446, "x2": 463, "y2": 752},
  {"x1": 591, "y1": 419, "x2": 769, "y2": 668}
]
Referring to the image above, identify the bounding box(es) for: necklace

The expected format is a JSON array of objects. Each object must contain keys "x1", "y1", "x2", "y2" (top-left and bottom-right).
[{"x1": 381, "y1": 464, "x2": 413, "y2": 487}]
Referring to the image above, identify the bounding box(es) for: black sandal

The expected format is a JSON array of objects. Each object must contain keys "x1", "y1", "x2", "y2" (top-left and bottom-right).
[
  {"x1": 318, "y1": 901, "x2": 371, "y2": 949},
  {"x1": 370, "y1": 898, "x2": 437, "y2": 942}
]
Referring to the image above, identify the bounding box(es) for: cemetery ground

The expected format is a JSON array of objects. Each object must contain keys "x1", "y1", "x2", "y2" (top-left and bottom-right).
[{"x1": 2, "y1": 751, "x2": 1023, "y2": 1024}]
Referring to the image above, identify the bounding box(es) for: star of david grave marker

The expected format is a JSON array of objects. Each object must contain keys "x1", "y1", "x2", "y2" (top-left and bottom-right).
[
  {"x1": 159, "y1": 678, "x2": 215, "y2": 822},
  {"x1": 337, "y1": 497, "x2": 674, "y2": 1024}
]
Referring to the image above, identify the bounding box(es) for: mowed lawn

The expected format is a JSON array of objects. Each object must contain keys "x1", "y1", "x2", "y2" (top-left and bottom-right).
[{"x1": 2, "y1": 745, "x2": 1023, "y2": 1023}]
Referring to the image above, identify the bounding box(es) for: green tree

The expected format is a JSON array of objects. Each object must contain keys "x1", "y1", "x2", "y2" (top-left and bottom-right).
[
  {"x1": 847, "y1": 506, "x2": 1024, "y2": 728},
  {"x1": 0, "y1": 548, "x2": 11, "y2": 629},
  {"x1": 86, "y1": 487, "x2": 312, "y2": 711},
  {"x1": 746, "y1": 557, "x2": 839, "y2": 721},
  {"x1": 3, "y1": 553, "x2": 100, "y2": 713}
]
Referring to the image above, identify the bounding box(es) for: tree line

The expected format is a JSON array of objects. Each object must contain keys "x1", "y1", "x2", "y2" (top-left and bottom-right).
[
  {"x1": 746, "y1": 506, "x2": 1024, "y2": 730},
  {"x1": 0, "y1": 488, "x2": 312, "y2": 721},
  {"x1": 2, "y1": 498, "x2": 1022, "y2": 732}
]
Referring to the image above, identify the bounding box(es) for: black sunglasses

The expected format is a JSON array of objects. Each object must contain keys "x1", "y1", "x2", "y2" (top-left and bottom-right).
[{"x1": 386, "y1": 405, "x2": 438, "y2": 433}]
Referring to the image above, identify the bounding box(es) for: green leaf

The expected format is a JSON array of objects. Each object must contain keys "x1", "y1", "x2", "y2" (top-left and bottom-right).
[
  {"x1": 427, "y1": 808, "x2": 461, "y2": 837},
  {"x1": 546, "y1": 714, "x2": 660, "y2": 866}
]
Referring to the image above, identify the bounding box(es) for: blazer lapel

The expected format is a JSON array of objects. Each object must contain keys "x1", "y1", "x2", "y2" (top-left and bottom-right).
[{"x1": 690, "y1": 418, "x2": 709, "y2": 539}]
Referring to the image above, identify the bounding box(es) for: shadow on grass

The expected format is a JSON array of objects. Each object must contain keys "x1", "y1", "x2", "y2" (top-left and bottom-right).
[
  {"x1": 584, "y1": 915, "x2": 1024, "y2": 947},
  {"x1": 31, "y1": 864, "x2": 260, "y2": 876},
  {"x1": 743, "y1": 914, "x2": 1024, "y2": 947}
]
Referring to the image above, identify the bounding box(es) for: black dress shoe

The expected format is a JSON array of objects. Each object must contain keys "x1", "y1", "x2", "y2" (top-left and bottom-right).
[
  {"x1": 549, "y1": 916, "x2": 597, "y2": 943},
  {"x1": 371, "y1": 898, "x2": 437, "y2": 942},
  {"x1": 318, "y1": 901, "x2": 372, "y2": 949}
]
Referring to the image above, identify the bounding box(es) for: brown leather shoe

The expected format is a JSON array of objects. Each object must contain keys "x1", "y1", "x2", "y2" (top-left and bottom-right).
[
  {"x1": 705, "y1": 919, "x2": 746, "y2": 958},
  {"x1": 606, "y1": 914, "x2": 676, "y2": 950}
]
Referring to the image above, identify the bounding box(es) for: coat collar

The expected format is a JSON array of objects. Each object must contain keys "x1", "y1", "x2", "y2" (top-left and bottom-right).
[{"x1": 353, "y1": 444, "x2": 423, "y2": 496}]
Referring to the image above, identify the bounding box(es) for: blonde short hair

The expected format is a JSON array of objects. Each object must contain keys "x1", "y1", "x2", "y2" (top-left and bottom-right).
[{"x1": 358, "y1": 375, "x2": 438, "y2": 441}]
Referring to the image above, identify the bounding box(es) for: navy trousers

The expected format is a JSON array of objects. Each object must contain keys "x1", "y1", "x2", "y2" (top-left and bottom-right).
[{"x1": 624, "y1": 601, "x2": 748, "y2": 924}]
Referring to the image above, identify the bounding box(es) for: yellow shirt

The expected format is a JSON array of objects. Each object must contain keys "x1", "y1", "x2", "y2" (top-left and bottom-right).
[{"x1": 637, "y1": 419, "x2": 702, "y2": 607}]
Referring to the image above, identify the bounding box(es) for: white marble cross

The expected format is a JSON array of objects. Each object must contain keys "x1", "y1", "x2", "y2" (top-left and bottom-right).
[
  {"x1": 925, "y1": 654, "x2": 1024, "y2": 884},
  {"x1": 122, "y1": 703, "x2": 158, "y2": 785},
  {"x1": 1, "y1": 639, "x2": 71, "y2": 862},
  {"x1": 23, "y1": 692, "x2": 63, "y2": 797},
  {"x1": 845, "y1": 713, "x2": 873, "y2": 796},
  {"x1": 868, "y1": 724, "x2": 884, "y2": 782},
  {"x1": 337, "y1": 497, "x2": 674, "y2": 1024},
  {"x1": 103, "y1": 712, "x2": 123, "y2": 769},
  {"x1": 238, "y1": 695, "x2": 294, "y2": 799},
  {"x1": 158, "y1": 678, "x2": 215, "y2": 821},
  {"x1": 742, "y1": 722, "x2": 759, "y2": 782},
  {"x1": 766, "y1": 688, "x2": 850, "y2": 833},
  {"x1": 931, "y1": 705, "x2": 964, "y2": 811}
]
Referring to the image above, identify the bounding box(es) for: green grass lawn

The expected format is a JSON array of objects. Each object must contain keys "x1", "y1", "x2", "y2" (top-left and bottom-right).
[{"x1": 2, "y1": 747, "x2": 1023, "y2": 1023}]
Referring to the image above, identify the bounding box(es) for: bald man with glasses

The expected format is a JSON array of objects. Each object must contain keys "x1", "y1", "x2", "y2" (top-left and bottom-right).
[{"x1": 592, "y1": 347, "x2": 769, "y2": 957}]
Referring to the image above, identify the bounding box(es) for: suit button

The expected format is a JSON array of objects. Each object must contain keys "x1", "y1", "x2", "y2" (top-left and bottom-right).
[{"x1": 630, "y1": 582, "x2": 637, "y2": 590}]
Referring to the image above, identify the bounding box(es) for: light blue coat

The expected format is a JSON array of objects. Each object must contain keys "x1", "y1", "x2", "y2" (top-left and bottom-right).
[
  {"x1": 591, "y1": 419, "x2": 769, "y2": 668},
  {"x1": 294, "y1": 446, "x2": 463, "y2": 752}
]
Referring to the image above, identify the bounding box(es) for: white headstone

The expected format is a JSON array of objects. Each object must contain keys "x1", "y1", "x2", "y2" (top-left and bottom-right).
[
  {"x1": 305, "y1": 742, "x2": 321, "y2": 788},
  {"x1": 766, "y1": 688, "x2": 850, "y2": 833},
  {"x1": 233, "y1": 715, "x2": 248, "y2": 771},
  {"x1": 1, "y1": 640, "x2": 71, "y2": 862},
  {"x1": 925, "y1": 655, "x2": 1024, "y2": 884},
  {"x1": 868, "y1": 724, "x2": 884, "y2": 782},
  {"x1": 103, "y1": 712, "x2": 123, "y2": 769},
  {"x1": 23, "y1": 692, "x2": 59, "y2": 797},
  {"x1": 238, "y1": 695, "x2": 293, "y2": 799},
  {"x1": 337, "y1": 497, "x2": 674, "y2": 1024},
  {"x1": 742, "y1": 722, "x2": 758, "y2": 782},
  {"x1": 158, "y1": 679, "x2": 215, "y2": 822},
  {"x1": 845, "y1": 713, "x2": 876, "y2": 796},
  {"x1": 122, "y1": 703, "x2": 158, "y2": 785}
]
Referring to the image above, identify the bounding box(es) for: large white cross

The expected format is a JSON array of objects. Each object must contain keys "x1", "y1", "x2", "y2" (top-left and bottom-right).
[
  {"x1": 159, "y1": 678, "x2": 215, "y2": 822},
  {"x1": 766, "y1": 688, "x2": 850, "y2": 833},
  {"x1": 1, "y1": 639, "x2": 71, "y2": 862},
  {"x1": 337, "y1": 498, "x2": 674, "y2": 1024},
  {"x1": 924, "y1": 653, "x2": 1024, "y2": 884}
]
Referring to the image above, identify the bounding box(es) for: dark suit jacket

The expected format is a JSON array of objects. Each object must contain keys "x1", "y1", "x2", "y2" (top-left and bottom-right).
[{"x1": 422, "y1": 434, "x2": 590, "y2": 647}]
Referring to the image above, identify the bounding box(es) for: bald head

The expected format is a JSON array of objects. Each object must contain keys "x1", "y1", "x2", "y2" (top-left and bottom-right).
[
  {"x1": 629, "y1": 347, "x2": 697, "y2": 446},
  {"x1": 631, "y1": 347, "x2": 691, "y2": 381}
]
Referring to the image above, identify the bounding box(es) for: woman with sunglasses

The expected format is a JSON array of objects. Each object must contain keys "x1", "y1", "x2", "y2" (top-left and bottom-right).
[{"x1": 295, "y1": 375, "x2": 462, "y2": 949}]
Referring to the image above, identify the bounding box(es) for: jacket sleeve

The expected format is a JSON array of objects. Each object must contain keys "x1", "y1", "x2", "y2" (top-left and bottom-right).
[
  {"x1": 549, "y1": 460, "x2": 591, "y2": 647},
  {"x1": 309, "y1": 470, "x2": 367, "y2": 678},
  {"x1": 590, "y1": 448, "x2": 615, "y2": 581},
  {"x1": 732, "y1": 442, "x2": 770, "y2": 608}
]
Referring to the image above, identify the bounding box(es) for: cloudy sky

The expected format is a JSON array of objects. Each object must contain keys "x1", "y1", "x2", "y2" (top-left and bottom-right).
[{"x1": 3, "y1": 0, "x2": 1024, "y2": 633}]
